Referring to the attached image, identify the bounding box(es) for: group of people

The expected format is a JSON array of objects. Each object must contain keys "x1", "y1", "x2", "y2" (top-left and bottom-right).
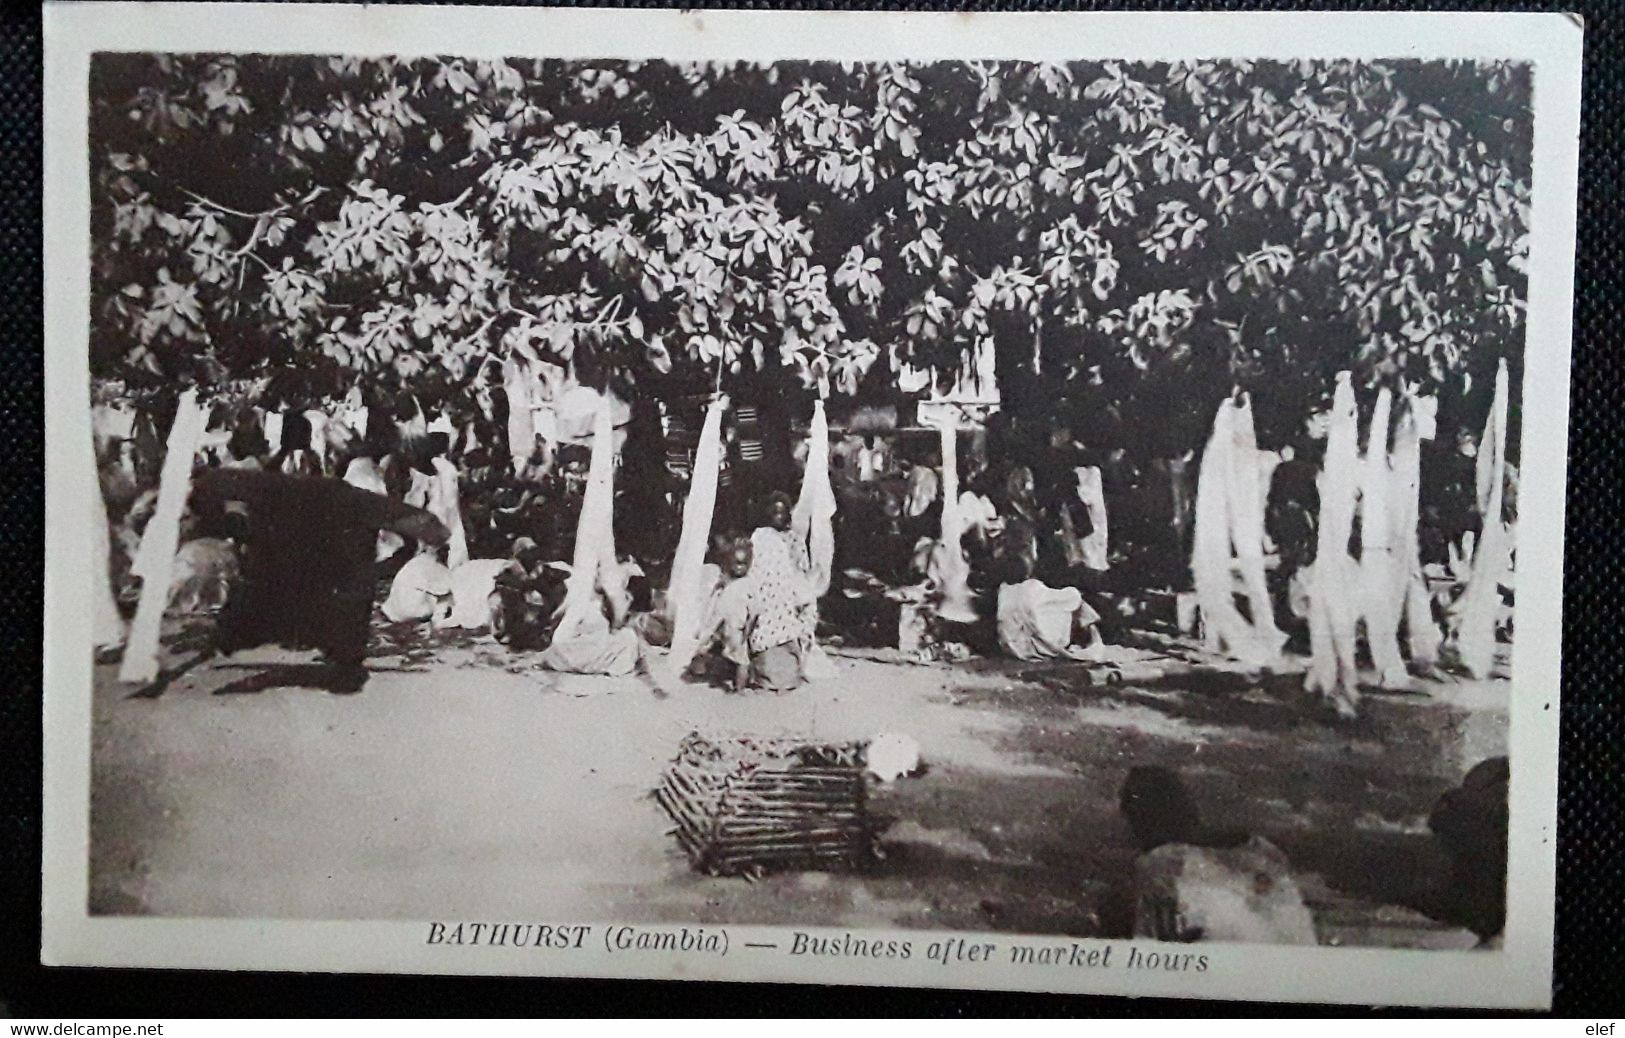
[{"x1": 96, "y1": 363, "x2": 1514, "y2": 700}]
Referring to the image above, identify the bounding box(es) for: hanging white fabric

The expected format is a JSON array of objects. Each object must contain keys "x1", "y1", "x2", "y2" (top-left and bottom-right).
[
  {"x1": 502, "y1": 354, "x2": 536, "y2": 473},
  {"x1": 665, "y1": 397, "x2": 726, "y2": 676},
  {"x1": 429, "y1": 456, "x2": 469, "y2": 570},
  {"x1": 1227, "y1": 395, "x2": 1285, "y2": 654},
  {"x1": 555, "y1": 393, "x2": 617, "y2": 641},
  {"x1": 1192, "y1": 398, "x2": 1269, "y2": 663},
  {"x1": 1358, "y1": 388, "x2": 1410, "y2": 688},
  {"x1": 1392, "y1": 390, "x2": 1442, "y2": 668},
  {"x1": 1457, "y1": 360, "x2": 1511, "y2": 679},
  {"x1": 1305, "y1": 373, "x2": 1362, "y2": 714},
  {"x1": 933, "y1": 416, "x2": 977, "y2": 624},
  {"x1": 1075, "y1": 465, "x2": 1110, "y2": 572},
  {"x1": 338, "y1": 385, "x2": 368, "y2": 440},
  {"x1": 120, "y1": 389, "x2": 208, "y2": 684},
  {"x1": 791, "y1": 399, "x2": 837, "y2": 598},
  {"x1": 303, "y1": 410, "x2": 329, "y2": 474},
  {"x1": 261, "y1": 410, "x2": 283, "y2": 456}
]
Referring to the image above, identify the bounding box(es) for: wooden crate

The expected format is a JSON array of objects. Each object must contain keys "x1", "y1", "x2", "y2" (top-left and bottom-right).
[{"x1": 655, "y1": 732, "x2": 876, "y2": 878}]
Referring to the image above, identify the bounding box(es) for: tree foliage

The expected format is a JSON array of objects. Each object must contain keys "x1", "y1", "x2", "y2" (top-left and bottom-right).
[{"x1": 90, "y1": 53, "x2": 1530, "y2": 451}]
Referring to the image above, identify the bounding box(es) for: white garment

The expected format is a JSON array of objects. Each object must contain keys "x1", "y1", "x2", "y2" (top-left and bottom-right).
[
  {"x1": 337, "y1": 386, "x2": 368, "y2": 440},
  {"x1": 382, "y1": 553, "x2": 453, "y2": 623},
  {"x1": 958, "y1": 491, "x2": 999, "y2": 542}
]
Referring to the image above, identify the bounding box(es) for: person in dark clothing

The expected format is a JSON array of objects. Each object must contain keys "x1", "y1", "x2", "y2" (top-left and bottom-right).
[
  {"x1": 1426, "y1": 756, "x2": 1510, "y2": 945},
  {"x1": 191, "y1": 469, "x2": 448, "y2": 693}
]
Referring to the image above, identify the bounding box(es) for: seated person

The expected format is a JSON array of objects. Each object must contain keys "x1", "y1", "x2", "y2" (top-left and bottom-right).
[
  {"x1": 995, "y1": 554, "x2": 1105, "y2": 662},
  {"x1": 382, "y1": 542, "x2": 453, "y2": 624},
  {"x1": 490, "y1": 537, "x2": 570, "y2": 652},
  {"x1": 1119, "y1": 766, "x2": 1317, "y2": 945},
  {"x1": 538, "y1": 557, "x2": 650, "y2": 679},
  {"x1": 717, "y1": 531, "x2": 818, "y2": 693}
]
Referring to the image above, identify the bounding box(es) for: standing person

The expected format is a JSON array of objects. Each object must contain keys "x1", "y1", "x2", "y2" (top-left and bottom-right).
[{"x1": 191, "y1": 469, "x2": 448, "y2": 693}]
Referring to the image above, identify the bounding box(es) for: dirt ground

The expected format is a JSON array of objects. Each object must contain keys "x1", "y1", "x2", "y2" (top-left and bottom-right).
[{"x1": 88, "y1": 618, "x2": 1508, "y2": 949}]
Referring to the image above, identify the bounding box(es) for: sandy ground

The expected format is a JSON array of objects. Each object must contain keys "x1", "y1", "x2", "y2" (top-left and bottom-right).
[{"x1": 88, "y1": 618, "x2": 1508, "y2": 948}]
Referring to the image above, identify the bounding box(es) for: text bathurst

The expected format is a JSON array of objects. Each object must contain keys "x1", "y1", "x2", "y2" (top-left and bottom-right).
[{"x1": 423, "y1": 924, "x2": 1208, "y2": 973}]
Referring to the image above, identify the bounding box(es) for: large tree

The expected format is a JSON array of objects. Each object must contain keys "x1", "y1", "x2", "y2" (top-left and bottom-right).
[{"x1": 89, "y1": 53, "x2": 1530, "y2": 453}]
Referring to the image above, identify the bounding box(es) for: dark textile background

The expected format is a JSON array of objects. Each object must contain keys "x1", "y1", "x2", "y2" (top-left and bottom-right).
[{"x1": 1, "y1": 0, "x2": 1616, "y2": 1017}]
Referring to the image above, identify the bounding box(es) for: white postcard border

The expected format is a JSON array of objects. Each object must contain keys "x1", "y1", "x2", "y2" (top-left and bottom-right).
[{"x1": 41, "y1": 3, "x2": 1582, "y2": 1009}]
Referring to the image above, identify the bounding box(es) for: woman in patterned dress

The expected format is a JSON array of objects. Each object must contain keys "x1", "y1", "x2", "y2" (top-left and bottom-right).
[{"x1": 719, "y1": 493, "x2": 818, "y2": 691}]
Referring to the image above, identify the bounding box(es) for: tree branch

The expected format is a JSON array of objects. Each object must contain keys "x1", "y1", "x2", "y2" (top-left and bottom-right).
[
  {"x1": 180, "y1": 185, "x2": 325, "y2": 221},
  {"x1": 421, "y1": 186, "x2": 474, "y2": 212}
]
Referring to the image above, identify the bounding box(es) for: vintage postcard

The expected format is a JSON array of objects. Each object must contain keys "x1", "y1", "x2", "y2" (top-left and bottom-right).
[{"x1": 42, "y1": 3, "x2": 1580, "y2": 1008}]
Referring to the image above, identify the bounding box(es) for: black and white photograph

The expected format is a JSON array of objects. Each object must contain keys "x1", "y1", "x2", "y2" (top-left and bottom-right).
[{"x1": 41, "y1": 4, "x2": 1580, "y2": 1008}]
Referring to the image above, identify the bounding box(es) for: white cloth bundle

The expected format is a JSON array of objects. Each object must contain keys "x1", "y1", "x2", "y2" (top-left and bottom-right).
[
  {"x1": 303, "y1": 410, "x2": 330, "y2": 473},
  {"x1": 555, "y1": 393, "x2": 617, "y2": 641},
  {"x1": 1227, "y1": 396, "x2": 1285, "y2": 653},
  {"x1": 120, "y1": 389, "x2": 208, "y2": 683},
  {"x1": 1392, "y1": 392, "x2": 1442, "y2": 669},
  {"x1": 502, "y1": 354, "x2": 537, "y2": 473},
  {"x1": 1456, "y1": 360, "x2": 1511, "y2": 679},
  {"x1": 791, "y1": 399, "x2": 837, "y2": 598},
  {"x1": 1358, "y1": 388, "x2": 1410, "y2": 688},
  {"x1": 1305, "y1": 374, "x2": 1361, "y2": 713},
  {"x1": 933, "y1": 418, "x2": 977, "y2": 624},
  {"x1": 430, "y1": 457, "x2": 469, "y2": 571},
  {"x1": 1075, "y1": 465, "x2": 1110, "y2": 572},
  {"x1": 666, "y1": 398, "x2": 726, "y2": 675},
  {"x1": 1191, "y1": 398, "x2": 1275, "y2": 665}
]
